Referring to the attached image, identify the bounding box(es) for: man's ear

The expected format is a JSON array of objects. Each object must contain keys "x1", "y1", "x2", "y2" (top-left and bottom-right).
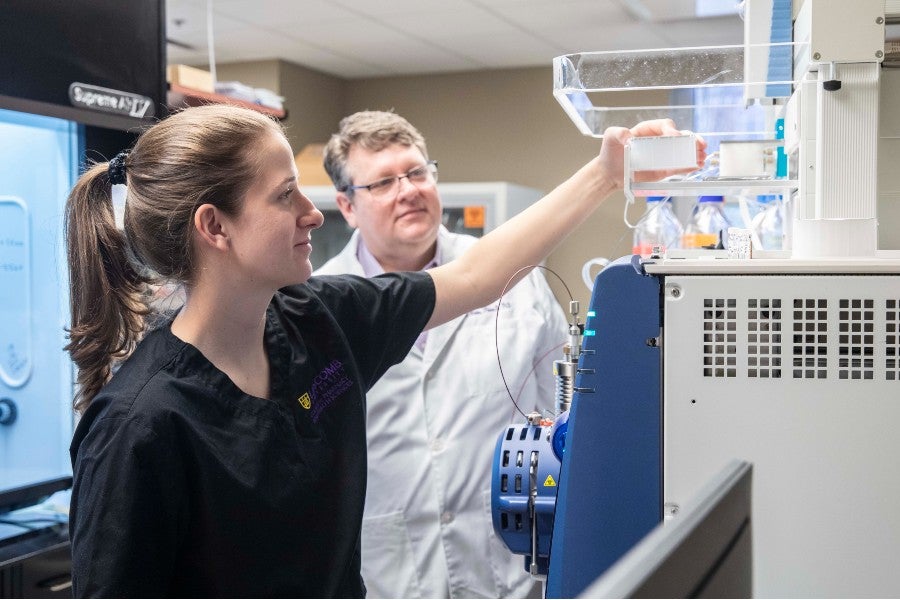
[
  {"x1": 193, "y1": 204, "x2": 230, "y2": 251},
  {"x1": 335, "y1": 193, "x2": 358, "y2": 229}
]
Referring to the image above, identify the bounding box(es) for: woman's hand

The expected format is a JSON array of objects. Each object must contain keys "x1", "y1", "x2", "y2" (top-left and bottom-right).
[{"x1": 596, "y1": 118, "x2": 708, "y2": 189}]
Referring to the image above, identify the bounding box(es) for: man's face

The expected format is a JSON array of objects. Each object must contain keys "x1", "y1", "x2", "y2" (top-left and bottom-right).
[{"x1": 337, "y1": 143, "x2": 442, "y2": 263}]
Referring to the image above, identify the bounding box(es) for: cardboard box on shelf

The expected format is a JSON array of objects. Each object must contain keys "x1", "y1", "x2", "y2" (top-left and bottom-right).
[
  {"x1": 295, "y1": 144, "x2": 332, "y2": 186},
  {"x1": 166, "y1": 64, "x2": 214, "y2": 93}
]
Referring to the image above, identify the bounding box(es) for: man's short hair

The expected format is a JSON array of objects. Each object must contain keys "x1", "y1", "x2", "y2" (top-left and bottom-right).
[{"x1": 323, "y1": 111, "x2": 429, "y2": 196}]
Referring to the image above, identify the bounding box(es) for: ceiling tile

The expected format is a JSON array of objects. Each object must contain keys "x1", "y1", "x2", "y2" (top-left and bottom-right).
[
  {"x1": 652, "y1": 15, "x2": 744, "y2": 48},
  {"x1": 167, "y1": 0, "x2": 207, "y2": 33},
  {"x1": 272, "y1": 18, "x2": 481, "y2": 74},
  {"x1": 371, "y1": 7, "x2": 514, "y2": 39},
  {"x1": 167, "y1": 0, "x2": 246, "y2": 40},
  {"x1": 445, "y1": 30, "x2": 567, "y2": 68},
  {"x1": 332, "y1": 0, "x2": 480, "y2": 18},
  {"x1": 635, "y1": 0, "x2": 696, "y2": 20},
  {"x1": 203, "y1": 27, "x2": 306, "y2": 62},
  {"x1": 165, "y1": 0, "x2": 750, "y2": 79},
  {"x1": 282, "y1": 49, "x2": 396, "y2": 79},
  {"x1": 214, "y1": 0, "x2": 357, "y2": 26},
  {"x1": 472, "y1": 0, "x2": 626, "y2": 5},
  {"x1": 546, "y1": 21, "x2": 673, "y2": 53},
  {"x1": 487, "y1": 0, "x2": 634, "y2": 32}
]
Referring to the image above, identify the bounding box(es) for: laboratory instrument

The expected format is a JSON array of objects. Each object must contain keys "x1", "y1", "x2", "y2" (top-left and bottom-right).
[{"x1": 491, "y1": 1, "x2": 900, "y2": 596}]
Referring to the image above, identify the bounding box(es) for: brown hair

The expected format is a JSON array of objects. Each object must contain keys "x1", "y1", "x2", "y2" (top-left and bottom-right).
[
  {"x1": 323, "y1": 110, "x2": 428, "y2": 197},
  {"x1": 65, "y1": 104, "x2": 285, "y2": 412}
]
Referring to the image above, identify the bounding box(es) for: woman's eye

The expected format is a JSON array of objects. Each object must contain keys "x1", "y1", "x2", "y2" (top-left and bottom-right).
[{"x1": 280, "y1": 188, "x2": 294, "y2": 200}]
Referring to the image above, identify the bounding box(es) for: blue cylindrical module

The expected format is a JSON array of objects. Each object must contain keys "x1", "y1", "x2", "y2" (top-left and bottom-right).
[{"x1": 491, "y1": 420, "x2": 561, "y2": 574}]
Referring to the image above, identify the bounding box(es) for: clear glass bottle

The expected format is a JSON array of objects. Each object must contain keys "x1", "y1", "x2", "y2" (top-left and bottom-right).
[
  {"x1": 632, "y1": 196, "x2": 684, "y2": 257},
  {"x1": 752, "y1": 194, "x2": 784, "y2": 251},
  {"x1": 683, "y1": 195, "x2": 730, "y2": 249}
]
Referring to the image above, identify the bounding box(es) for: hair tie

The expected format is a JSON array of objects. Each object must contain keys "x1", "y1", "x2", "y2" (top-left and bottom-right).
[{"x1": 108, "y1": 151, "x2": 129, "y2": 185}]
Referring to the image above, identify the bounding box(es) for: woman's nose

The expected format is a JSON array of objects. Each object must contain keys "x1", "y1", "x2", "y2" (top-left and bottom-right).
[
  {"x1": 307, "y1": 208, "x2": 324, "y2": 229},
  {"x1": 298, "y1": 193, "x2": 324, "y2": 228}
]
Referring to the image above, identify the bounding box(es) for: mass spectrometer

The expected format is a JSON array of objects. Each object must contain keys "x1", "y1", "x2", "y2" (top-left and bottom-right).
[{"x1": 492, "y1": 1, "x2": 900, "y2": 596}]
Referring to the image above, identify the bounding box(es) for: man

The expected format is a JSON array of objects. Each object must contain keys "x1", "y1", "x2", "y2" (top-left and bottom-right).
[{"x1": 315, "y1": 111, "x2": 568, "y2": 598}]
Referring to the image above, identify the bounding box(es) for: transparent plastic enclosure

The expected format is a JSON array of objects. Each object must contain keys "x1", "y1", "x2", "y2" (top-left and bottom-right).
[{"x1": 553, "y1": 43, "x2": 803, "y2": 141}]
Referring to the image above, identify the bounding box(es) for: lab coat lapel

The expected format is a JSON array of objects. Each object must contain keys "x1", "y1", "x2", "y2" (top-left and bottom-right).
[
  {"x1": 329, "y1": 231, "x2": 366, "y2": 276},
  {"x1": 421, "y1": 227, "x2": 471, "y2": 368},
  {"x1": 421, "y1": 311, "x2": 466, "y2": 368}
]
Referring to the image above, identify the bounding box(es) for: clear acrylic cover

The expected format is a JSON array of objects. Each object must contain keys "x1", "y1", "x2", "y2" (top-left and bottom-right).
[{"x1": 553, "y1": 42, "x2": 804, "y2": 139}]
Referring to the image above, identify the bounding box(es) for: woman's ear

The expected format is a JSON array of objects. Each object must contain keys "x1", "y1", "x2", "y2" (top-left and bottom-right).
[{"x1": 193, "y1": 204, "x2": 230, "y2": 251}]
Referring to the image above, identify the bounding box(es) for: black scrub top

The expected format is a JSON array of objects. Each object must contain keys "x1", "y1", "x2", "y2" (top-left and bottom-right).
[{"x1": 68, "y1": 272, "x2": 435, "y2": 598}]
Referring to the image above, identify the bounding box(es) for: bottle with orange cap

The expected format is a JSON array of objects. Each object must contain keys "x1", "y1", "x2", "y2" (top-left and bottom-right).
[{"x1": 683, "y1": 195, "x2": 731, "y2": 249}]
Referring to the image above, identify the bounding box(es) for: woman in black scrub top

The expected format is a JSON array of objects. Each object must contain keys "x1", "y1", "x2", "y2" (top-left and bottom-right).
[{"x1": 63, "y1": 104, "x2": 704, "y2": 598}]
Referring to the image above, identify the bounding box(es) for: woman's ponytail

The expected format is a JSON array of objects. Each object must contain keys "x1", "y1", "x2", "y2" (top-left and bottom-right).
[{"x1": 64, "y1": 162, "x2": 150, "y2": 412}]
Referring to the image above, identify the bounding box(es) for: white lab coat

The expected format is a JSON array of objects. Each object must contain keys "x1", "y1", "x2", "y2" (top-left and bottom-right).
[{"x1": 315, "y1": 227, "x2": 568, "y2": 598}]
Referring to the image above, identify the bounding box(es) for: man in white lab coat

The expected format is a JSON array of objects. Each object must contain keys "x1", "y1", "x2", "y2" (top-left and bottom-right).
[{"x1": 314, "y1": 111, "x2": 568, "y2": 598}]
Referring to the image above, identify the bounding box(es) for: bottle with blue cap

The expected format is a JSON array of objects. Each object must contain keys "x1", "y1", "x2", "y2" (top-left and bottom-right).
[
  {"x1": 752, "y1": 194, "x2": 784, "y2": 250},
  {"x1": 632, "y1": 196, "x2": 683, "y2": 257},
  {"x1": 683, "y1": 195, "x2": 731, "y2": 249}
]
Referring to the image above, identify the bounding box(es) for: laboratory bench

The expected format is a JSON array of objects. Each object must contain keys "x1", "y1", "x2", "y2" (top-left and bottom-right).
[{"x1": 0, "y1": 517, "x2": 71, "y2": 598}]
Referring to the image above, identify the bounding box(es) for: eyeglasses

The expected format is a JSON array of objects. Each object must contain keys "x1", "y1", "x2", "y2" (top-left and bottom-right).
[{"x1": 343, "y1": 160, "x2": 438, "y2": 199}]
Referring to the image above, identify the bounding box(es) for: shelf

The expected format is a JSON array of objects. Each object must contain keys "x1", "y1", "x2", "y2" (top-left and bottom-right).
[
  {"x1": 166, "y1": 83, "x2": 286, "y2": 119},
  {"x1": 629, "y1": 178, "x2": 798, "y2": 198}
]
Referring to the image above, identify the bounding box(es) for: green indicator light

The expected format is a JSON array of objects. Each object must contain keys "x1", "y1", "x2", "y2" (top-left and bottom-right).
[
  {"x1": 584, "y1": 329, "x2": 596, "y2": 336},
  {"x1": 587, "y1": 310, "x2": 596, "y2": 317}
]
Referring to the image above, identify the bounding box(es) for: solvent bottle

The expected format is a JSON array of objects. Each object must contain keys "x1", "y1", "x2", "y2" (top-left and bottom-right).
[
  {"x1": 632, "y1": 196, "x2": 684, "y2": 257},
  {"x1": 752, "y1": 194, "x2": 784, "y2": 250},
  {"x1": 683, "y1": 195, "x2": 730, "y2": 249}
]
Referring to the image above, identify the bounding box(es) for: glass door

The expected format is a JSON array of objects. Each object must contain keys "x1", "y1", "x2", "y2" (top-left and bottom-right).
[{"x1": 0, "y1": 108, "x2": 81, "y2": 510}]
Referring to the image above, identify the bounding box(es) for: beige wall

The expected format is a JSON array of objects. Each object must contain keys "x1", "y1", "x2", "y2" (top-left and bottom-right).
[
  {"x1": 211, "y1": 60, "x2": 279, "y2": 91},
  {"x1": 214, "y1": 60, "x2": 345, "y2": 155},
  {"x1": 217, "y1": 59, "x2": 668, "y2": 308},
  {"x1": 343, "y1": 68, "x2": 598, "y2": 192},
  {"x1": 279, "y1": 62, "x2": 347, "y2": 152}
]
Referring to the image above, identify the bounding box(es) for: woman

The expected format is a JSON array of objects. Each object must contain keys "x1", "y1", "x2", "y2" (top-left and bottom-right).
[{"x1": 65, "y1": 104, "x2": 703, "y2": 597}]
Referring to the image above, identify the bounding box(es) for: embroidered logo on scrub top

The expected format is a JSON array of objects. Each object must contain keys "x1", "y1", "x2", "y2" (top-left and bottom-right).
[
  {"x1": 307, "y1": 359, "x2": 353, "y2": 423},
  {"x1": 297, "y1": 392, "x2": 311, "y2": 410}
]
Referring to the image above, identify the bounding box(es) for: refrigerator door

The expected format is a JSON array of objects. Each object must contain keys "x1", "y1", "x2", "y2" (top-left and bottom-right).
[{"x1": 0, "y1": 108, "x2": 80, "y2": 509}]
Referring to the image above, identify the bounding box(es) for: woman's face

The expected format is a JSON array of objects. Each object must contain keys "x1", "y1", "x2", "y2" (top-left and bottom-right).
[{"x1": 223, "y1": 130, "x2": 324, "y2": 290}]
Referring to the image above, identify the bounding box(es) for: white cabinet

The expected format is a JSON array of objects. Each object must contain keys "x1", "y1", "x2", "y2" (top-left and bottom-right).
[{"x1": 303, "y1": 182, "x2": 543, "y2": 270}]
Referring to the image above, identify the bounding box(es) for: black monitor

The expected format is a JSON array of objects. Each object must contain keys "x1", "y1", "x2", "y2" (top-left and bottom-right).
[
  {"x1": 579, "y1": 460, "x2": 753, "y2": 599},
  {"x1": 0, "y1": 0, "x2": 166, "y2": 131},
  {"x1": 0, "y1": 0, "x2": 166, "y2": 110}
]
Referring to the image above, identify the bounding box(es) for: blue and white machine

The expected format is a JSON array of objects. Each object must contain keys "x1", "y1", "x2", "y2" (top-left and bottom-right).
[{"x1": 493, "y1": 1, "x2": 900, "y2": 596}]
